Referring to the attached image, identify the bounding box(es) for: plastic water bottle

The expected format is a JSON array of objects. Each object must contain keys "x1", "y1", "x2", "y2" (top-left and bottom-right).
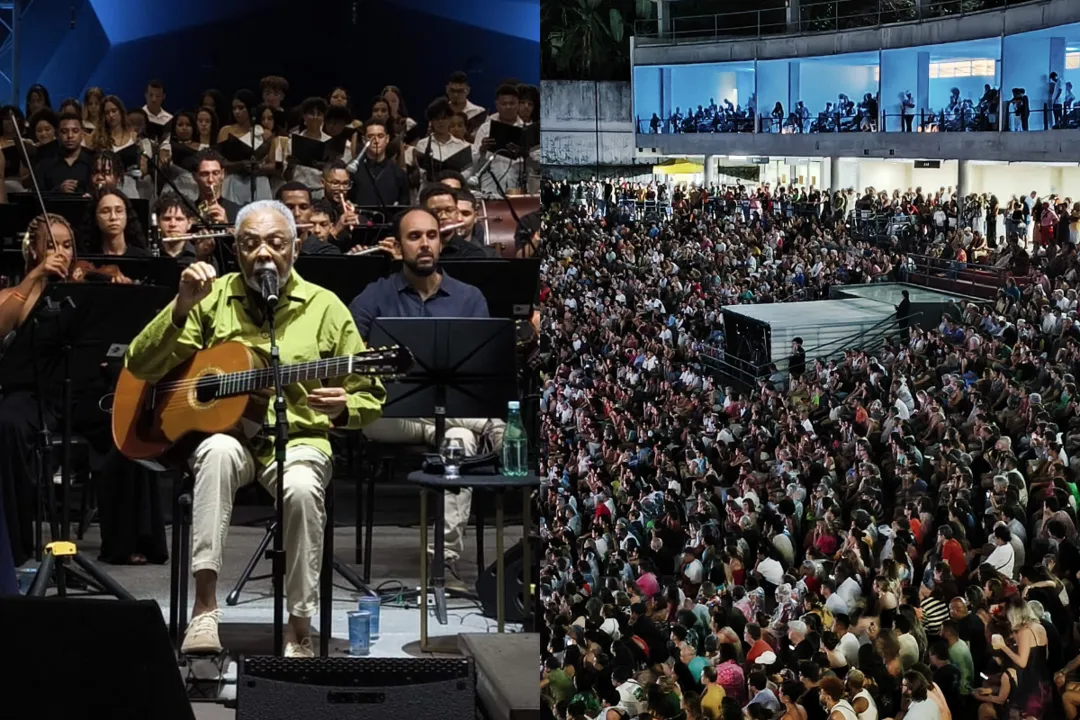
[{"x1": 502, "y1": 401, "x2": 528, "y2": 476}]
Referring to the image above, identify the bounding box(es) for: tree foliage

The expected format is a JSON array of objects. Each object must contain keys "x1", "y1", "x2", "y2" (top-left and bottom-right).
[{"x1": 542, "y1": 0, "x2": 649, "y2": 81}]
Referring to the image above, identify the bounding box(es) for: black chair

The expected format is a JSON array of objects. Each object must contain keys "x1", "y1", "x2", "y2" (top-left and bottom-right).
[
  {"x1": 355, "y1": 437, "x2": 429, "y2": 582},
  {"x1": 358, "y1": 436, "x2": 490, "y2": 574},
  {"x1": 169, "y1": 470, "x2": 336, "y2": 658}
]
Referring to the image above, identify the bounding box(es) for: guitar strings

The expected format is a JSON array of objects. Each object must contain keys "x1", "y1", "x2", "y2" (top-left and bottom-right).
[{"x1": 151, "y1": 352, "x2": 399, "y2": 393}]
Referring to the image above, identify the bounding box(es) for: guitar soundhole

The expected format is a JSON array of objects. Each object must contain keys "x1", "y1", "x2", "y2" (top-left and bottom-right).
[{"x1": 195, "y1": 376, "x2": 220, "y2": 404}]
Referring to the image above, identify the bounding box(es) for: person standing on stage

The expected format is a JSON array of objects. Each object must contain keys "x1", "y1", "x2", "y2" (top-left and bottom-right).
[
  {"x1": 123, "y1": 200, "x2": 385, "y2": 657},
  {"x1": 348, "y1": 207, "x2": 503, "y2": 589},
  {"x1": 471, "y1": 84, "x2": 524, "y2": 197}
]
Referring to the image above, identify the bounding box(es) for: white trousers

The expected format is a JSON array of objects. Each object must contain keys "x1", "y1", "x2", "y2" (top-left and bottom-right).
[
  {"x1": 190, "y1": 434, "x2": 332, "y2": 618},
  {"x1": 362, "y1": 418, "x2": 503, "y2": 563}
]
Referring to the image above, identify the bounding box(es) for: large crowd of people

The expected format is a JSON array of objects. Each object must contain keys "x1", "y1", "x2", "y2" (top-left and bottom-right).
[{"x1": 539, "y1": 175, "x2": 1080, "y2": 720}]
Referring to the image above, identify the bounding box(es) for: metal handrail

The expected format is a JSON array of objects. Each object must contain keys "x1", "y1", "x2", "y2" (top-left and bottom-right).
[
  {"x1": 635, "y1": 0, "x2": 1032, "y2": 45},
  {"x1": 699, "y1": 310, "x2": 917, "y2": 384}
]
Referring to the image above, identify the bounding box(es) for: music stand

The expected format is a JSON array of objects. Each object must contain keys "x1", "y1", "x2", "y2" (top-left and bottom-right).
[
  {"x1": 10, "y1": 192, "x2": 151, "y2": 234},
  {"x1": 77, "y1": 255, "x2": 184, "y2": 294},
  {"x1": 438, "y1": 259, "x2": 539, "y2": 320},
  {"x1": 367, "y1": 317, "x2": 518, "y2": 624},
  {"x1": 0, "y1": 282, "x2": 173, "y2": 598}
]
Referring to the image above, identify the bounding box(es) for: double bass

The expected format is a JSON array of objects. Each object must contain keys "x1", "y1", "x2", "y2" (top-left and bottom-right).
[{"x1": 478, "y1": 195, "x2": 540, "y2": 258}]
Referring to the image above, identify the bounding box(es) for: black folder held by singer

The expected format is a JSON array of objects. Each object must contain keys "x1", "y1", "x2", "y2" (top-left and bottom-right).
[
  {"x1": 488, "y1": 120, "x2": 530, "y2": 159},
  {"x1": 418, "y1": 146, "x2": 473, "y2": 175},
  {"x1": 217, "y1": 135, "x2": 270, "y2": 163},
  {"x1": 289, "y1": 133, "x2": 330, "y2": 169}
]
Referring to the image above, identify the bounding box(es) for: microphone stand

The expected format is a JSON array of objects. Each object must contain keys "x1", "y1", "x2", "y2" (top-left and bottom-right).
[
  {"x1": 142, "y1": 145, "x2": 213, "y2": 227},
  {"x1": 249, "y1": 122, "x2": 258, "y2": 203},
  {"x1": 265, "y1": 293, "x2": 288, "y2": 657},
  {"x1": 484, "y1": 149, "x2": 522, "y2": 227}
]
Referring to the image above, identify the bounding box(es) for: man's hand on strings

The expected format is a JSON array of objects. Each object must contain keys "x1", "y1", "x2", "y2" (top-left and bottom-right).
[{"x1": 307, "y1": 386, "x2": 347, "y2": 418}]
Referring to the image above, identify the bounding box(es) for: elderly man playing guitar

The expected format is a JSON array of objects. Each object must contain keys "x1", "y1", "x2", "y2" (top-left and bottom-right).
[{"x1": 121, "y1": 199, "x2": 386, "y2": 658}]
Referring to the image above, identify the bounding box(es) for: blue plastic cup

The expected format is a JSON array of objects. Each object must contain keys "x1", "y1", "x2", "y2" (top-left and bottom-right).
[
  {"x1": 348, "y1": 610, "x2": 371, "y2": 656},
  {"x1": 358, "y1": 595, "x2": 380, "y2": 640}
]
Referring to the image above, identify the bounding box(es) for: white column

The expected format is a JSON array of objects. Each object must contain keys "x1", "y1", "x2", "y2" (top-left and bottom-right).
[
  {"x1": 704, "y1": 155, "x2": 716, "y2": 188},
  {"x1": 830, "y1": 156, "x2": 841, "y2": 194},
  {"x1": 1050, "y1": 166, "x2": 1064, "y2": 195},
  {"x1": 957, "y1": 159, "x2": 971, "y2": 227}
]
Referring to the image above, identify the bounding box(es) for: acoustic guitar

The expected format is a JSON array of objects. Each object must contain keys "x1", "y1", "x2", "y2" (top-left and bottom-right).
[{"x1": 112, "y1": 342, "x2": 412, "y2": 469}]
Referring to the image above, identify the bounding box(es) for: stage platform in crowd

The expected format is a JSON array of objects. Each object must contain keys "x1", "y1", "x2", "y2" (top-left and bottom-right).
[{"x1": 31, "y1": 519, "x2": 525, "y2": 718}]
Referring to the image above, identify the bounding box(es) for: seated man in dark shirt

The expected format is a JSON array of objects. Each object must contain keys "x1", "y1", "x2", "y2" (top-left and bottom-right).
[
  {"x1": 348, "y1": 207, "x2": 501, "y2": 587},
  {"x1": 33, "y1": 111, "x2": 95, "y2": 194},
  {"x1": 276, "y1": 182, "x2": 341, "y2": 255},
  {"x1": 420, "y1": 184, "x2": 492, "y2": 259},
  {"x1": 302, "y1": 199, "x2": 343, "y2": 255}
]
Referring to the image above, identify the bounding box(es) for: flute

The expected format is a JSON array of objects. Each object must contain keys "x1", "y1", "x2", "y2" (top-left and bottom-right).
[
  {"x1": 163, "y1": 223, "x2": 313, "y2": 244},
  {"x1": 337, "y1": 192, "x2": 358, "y2": 230}
]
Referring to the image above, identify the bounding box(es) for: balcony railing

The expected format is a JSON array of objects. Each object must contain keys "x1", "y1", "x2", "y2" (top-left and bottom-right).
[
  {"x1": 634, "y1": 0, "x2": 1030, "y2": 44},
  {"x1": 635, "y1": 104, "x2": 1080, "y2": 134}
]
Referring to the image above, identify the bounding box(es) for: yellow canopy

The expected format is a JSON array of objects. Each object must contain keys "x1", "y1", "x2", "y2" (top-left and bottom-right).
[{"x1": 653, "y1": 160, "x2": 703, "y2": 175}]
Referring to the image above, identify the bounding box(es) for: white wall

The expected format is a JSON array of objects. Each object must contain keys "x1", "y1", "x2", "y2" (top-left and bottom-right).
[{"x1": 541, "y1": 80, "x2": 637, "y2": 166}]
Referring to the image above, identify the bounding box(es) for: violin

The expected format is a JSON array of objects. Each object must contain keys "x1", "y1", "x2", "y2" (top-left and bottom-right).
[{"x1": 71, "y1": 259, "x2": 132, "y2": 284}]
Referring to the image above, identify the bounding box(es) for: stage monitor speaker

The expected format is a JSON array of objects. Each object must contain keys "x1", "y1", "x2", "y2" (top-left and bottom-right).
[
  {"x1": 475, "y1": 537, "x2": 540, "y2": 624},
  {"x1": 0, "y1": 596, "x2": 195, "y2": 720},
  {"x1": 237, "y1": 656, "x2": 475, "y2": 719}
]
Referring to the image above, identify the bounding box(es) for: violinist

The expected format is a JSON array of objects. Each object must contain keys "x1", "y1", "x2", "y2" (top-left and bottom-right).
[
  {"x1": 0, "y1": 213, "x2": 75, "y2": 336},
  {"x1": 0, "y1": 212, "x2": 164, "y2": 569},
  {"x1": 78, "y1": 187, "x2": 150, "y2": 257}
]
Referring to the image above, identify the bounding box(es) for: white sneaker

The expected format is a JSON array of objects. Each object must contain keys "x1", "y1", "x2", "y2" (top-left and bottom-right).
[
  {"x1": 181, "y1": 610, "x2": 223, "y2": 654},
  {"x1": 285, "y1": 637, "x2": 314, "y2": 658}
]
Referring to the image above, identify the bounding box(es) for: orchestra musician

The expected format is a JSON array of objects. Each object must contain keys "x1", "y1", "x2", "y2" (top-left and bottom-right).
[
  {"x1": 89, "y1": 150, "x2": 121, "y2": 193},
  {"x1": 122, "y1": 199, "x2": 385, "y2": 657},
  {"x1": 348, "y1": 207, "x2": 501, "y2": 589},
  {"x1": 0, "y1": 213, "x2": 167, "y2": 572},
  {"x1": 154, "y1": 194, "x2": 211, "y2": 266},
  {"x1": 419, "y1": 184, "x2": 492, "y2": 258},
  {"x1": 275, "y1": 181, "x2": 342, "y2": 256},
  {"x1": 321, "y1": 161, "x2": 360, "y2": 246},
  {"x1": 348, "y1": 116, "x2": 409, "y2": 208},
  {"x1": 305, "y1": 200, "x2": 340, "y2": 255},
  {"x1": 193, "y1": 148, "x2": 241, "y2": 224},
  {"x1": 78, "y1": 187, "x2": 151, "y2": 257},
  {"x1": 33, "y1": 110, "x2": 95, "y2": 194}
]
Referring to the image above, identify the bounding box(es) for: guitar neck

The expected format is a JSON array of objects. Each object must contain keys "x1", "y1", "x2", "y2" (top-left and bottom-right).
[{"x1": 219, "y1": 356, "x2": 356, "y2": 396}]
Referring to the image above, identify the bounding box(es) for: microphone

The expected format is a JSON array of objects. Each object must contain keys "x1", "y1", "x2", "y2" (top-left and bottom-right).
[
  {"x1": 255, "y1": 266, "x2": 280, "y2": 306},
  {"x1": 346, "y1": 139, "x2": 373, "y2": 175}
]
